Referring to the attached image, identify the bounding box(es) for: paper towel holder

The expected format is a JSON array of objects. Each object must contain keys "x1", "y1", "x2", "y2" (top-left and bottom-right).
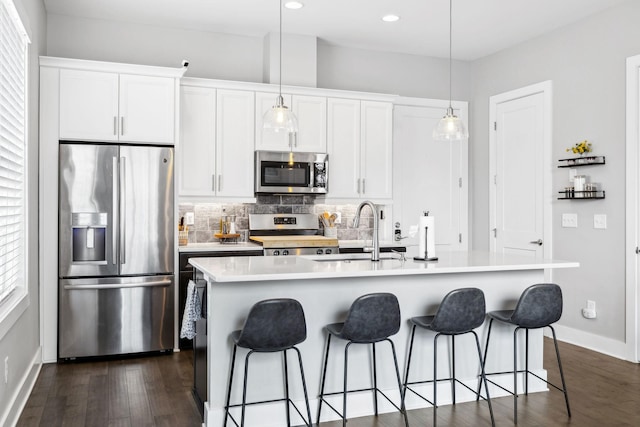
[{"x1": 414, "y1": 211, "x2": 438, "y2": 262}]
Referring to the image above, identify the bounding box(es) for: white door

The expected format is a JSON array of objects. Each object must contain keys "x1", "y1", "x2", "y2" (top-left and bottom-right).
[
  {"x1": 59, "y1": 69, "x2": 119, "y2": 141},
  {"x1": 291, "y1": 95, "x2": 327, "y2": 153},
  {"x1": 216, "y1": 89, "x2": 255, "y2": 198},
  {"x1": 393, "y1": 102, "x2": 467, "y2": 257},
  {"x1": 327, "y1": 98, "x2": 361, "y2": 198},
  {"x1": 179, "y1": 86, "x2": 217, "y2": 197},
  {"x1": 360, "y1": 101, "x2": 393, "y2": 200},
  {"x1": 491, "y1": 83, "x2": 551, "y2": 258},
  {"x1": 119, "y1": 74, "x2": 175, "y2": 144}
]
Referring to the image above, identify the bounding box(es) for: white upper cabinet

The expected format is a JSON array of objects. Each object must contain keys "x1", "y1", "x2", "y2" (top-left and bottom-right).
[
  {"x1": 179, "y1": 86, "x2": 217, "y2": 197},
  {"x1": 215, "y1": 89, "x2": 255, "y2": 198},
  {"x1": 360, "y1": 101, "x2": 393, "y2": 200},
  {"x1": 178, "y1": 85, "x2": 255, "y2": 199},
  {"x1": 59, "y1": 70, "x2": 119, "y2": 141},
  {"x1": 59, "y1": 69, "x2": 175, "y2": 144},
  {"x1": 327, "y1": 98, "x2": 393, "y2": 201},
  {"x1": 255, "y1": 91, "x2": 327, "y2": 153}
]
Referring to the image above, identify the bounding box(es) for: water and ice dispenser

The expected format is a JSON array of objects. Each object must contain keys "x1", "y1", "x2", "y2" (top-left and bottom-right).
[{"x1": 71, "y1": 212, "x2": 108, "y2": 264}]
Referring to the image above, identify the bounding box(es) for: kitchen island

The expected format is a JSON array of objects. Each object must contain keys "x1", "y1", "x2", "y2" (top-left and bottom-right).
[{"x1": 189, "y1": 251, "x2": 578, "y2": 427}]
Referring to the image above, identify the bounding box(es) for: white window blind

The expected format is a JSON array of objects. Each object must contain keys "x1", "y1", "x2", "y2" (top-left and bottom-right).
[{"x1": 0, "y1": 0, "x2": 28, "y2": 305}]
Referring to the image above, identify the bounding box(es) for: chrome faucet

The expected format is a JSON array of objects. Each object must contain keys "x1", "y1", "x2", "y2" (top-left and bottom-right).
[{"x1": 353, "y1": 201, "x2": 380, "y2": 261}]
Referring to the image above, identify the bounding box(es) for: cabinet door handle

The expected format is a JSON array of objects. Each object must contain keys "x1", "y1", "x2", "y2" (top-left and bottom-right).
[
  {"x1": 357, "y1": 179, "x2": 361, "y2": 194},
  {"x1": 218, "y1": 174, "x2": 222, "y2": 192},
  {"x1": 212, "y1": 175, "x2": 216, "y2": 192},
  {"x1": 113, "y1": 117, "x2": 117, "y2": 136},
  {"x1": 529, "y1": 239, "x2": 543, "y2": 246},
  {"x1": 120, "y1": 117, "x2": 124, "y2": 136},
  {"x1": 362, "y1": 178, "x2": 366, "y2": 194}
]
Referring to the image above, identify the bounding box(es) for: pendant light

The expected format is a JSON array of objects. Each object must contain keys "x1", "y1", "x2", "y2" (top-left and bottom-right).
[
  {"x1": 433, "y1": 0, "x2": 468, "y2": 141},
  {"x1": 263, "y1": 0, "x2": 299, "y2": 137}
]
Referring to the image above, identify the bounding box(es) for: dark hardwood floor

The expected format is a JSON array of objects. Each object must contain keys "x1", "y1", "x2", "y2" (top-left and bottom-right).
[{"x1": 17, "y1": 338, "x2": 640, "y2": 426}]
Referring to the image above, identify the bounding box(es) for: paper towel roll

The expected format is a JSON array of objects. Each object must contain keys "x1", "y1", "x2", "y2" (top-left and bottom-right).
[{"x1": 417, "y1": 215, "x2": 436, "y2": 259}]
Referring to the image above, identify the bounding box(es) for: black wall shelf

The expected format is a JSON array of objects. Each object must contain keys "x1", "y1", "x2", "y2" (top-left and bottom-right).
[
  {"x1": 558, "y1": 190, "x2": 605, "y2": 200},
  {"x1": 558, "y1": 155, "x2": 605, "y2": 168}
]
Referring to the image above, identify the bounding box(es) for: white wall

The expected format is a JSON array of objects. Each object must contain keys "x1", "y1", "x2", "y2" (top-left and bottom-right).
[
  {"x1": 470, "y1": 0, "x2": 640, "y2": 348},
  {"x1": 45, "y1": 13, "x2": 471, "y2": 101},
  {"x1": 0, "y1": 0, "x2": 46, "y2": 424}
]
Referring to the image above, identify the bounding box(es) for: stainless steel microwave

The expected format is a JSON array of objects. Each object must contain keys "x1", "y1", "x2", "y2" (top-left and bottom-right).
[{"x1": 255, "y1": 151, "x2": 328, "y2": 194}]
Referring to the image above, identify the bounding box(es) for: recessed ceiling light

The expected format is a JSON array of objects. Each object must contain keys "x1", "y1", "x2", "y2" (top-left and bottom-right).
[
  {"x1": 284, "y1": 1, "x2": 304, "y2": 10},
  {"x1": 382, "y1": 14, "x2": 400, "y2": 22}
]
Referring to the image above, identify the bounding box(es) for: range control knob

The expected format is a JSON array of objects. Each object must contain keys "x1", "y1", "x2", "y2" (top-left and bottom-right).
[
  {"x1": 325, "y1": 248, "x2": 333, "y2": 254},
  {"x1": 282, "y1": 249, "x2": 289, "y2": 256},
  {"x1": 273, "y1": 250, "x2": 280, "y2": 256},
  {"x1": 316, "y1": 249, "x2": 324, "y2": 255}
]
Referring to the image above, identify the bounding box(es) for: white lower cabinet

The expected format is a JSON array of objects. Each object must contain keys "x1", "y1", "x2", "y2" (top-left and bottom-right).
[
  {"x1": 179, "y1": 86, "x2": 255, "y2": 198},
  {"x1": 327, "y1": 99, "x2": 393, "y2": 201}
]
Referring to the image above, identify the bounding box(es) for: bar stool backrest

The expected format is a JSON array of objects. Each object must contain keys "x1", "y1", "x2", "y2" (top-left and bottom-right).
[
  {"x1": 510, "y1": 283, "x2": 563, "y2": 328},
  {"x1": 340, "y1": 293, "x2": 401, "y2": 343},
  {"x1": 430, "y1": 287, "x2": 486, "y2": 334},
  {"x1": 235, "y1": 298, "x2": 307, "y2": 351}
]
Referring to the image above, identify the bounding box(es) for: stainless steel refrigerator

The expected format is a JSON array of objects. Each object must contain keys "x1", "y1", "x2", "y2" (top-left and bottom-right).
[{"x1": 58, "y1": 142, "x2": 175, "y2": 359}]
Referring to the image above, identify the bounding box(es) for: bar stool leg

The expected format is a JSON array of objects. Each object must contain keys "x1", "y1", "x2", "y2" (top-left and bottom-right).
[
  {"x1": 473, "y1": 331, "x2": 495, "y2": 426},
  {"x1": 513, "y1": 327, "x2": 519, "y2": 425},
  {"x1": 241, "y1": 350, "x2": 255, "y2": 427},
  {"x1": 293, "y1": 347, "x2": 313, "y2": 426},
  {"x1": 283, "y1": 350, "x2": 291, "y2": 427},
  {"x1": 549, "y1": 326, "x2": 571, "y2": 417},
  {"x1": 525, "y1": 329, "x2": 529, "y2": 395},
  {"x1": 223, "y1": 344, "x2": 238, "y2": 426},
  {"x1": 343, "y1": 342, "x2": 352, "y2": 427},
  {"x1": 372, "y1": 342, "x2": 379, "y2": 415},
  {"x1": 477, "y1": 318, "x2": 494, "y2": 400},
  {"x1": 402, "y1": 325, "x2": 418, "y2": 404},
  {"x1": 386, "y1": 338, "x2": 410, "y2": 427},
  {"x1": 433, "y1": 333, "x2": 441, "y2": 427},
  {"x1": 316, "y1": 334, "x2": 332, "y2": 424},
  {"x1": 451, "y1": 336, "x2": 456, "y2": 405}
]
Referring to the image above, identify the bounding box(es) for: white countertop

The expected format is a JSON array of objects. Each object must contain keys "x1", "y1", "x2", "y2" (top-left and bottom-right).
[
  {"x1": 338, "y1": 239, "x2": 402, "y2": 248},
  {"x1": 178, "y1": 242, "x2": 262, "y2": 252},
  {"x1": 189, "y1": 250, "x2": 579, "y2": 283}
]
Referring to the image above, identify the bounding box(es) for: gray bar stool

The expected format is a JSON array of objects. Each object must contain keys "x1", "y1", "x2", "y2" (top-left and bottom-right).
[
  {"x1": 223, "y1": 298, "x2": 312, "y2": 427},
  {"x1": 479, "y1": 283, "x2": 571, "y2": 424},
  {"x1": 316, "y1": 292, "x2": 408, "y2": 427},
  {"x1": 402, "y1": 287, "x2": 495, "y2": 426}
]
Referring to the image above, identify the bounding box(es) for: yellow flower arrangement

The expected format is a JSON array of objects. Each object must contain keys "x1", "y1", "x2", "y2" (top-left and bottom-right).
[{"x1": 566, "y1": 140, "x2": 592, "y2": 155}]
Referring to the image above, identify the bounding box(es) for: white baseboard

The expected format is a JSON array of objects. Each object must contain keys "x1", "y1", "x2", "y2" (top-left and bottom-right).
[
  {"x1": 548, "y1": 324, "x2": 628, "y2": 360},
  {"x1": 0, "y1": 346, "x2": 42, "y2": 427}
]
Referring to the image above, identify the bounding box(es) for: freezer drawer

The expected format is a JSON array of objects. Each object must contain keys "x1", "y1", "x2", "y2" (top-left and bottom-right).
[{"x1": 59, "y1": 275, "x2": 174, "y2": 359}]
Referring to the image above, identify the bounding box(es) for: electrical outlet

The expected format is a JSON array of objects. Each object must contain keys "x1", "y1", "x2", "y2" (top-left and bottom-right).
[
  {"x1": 587, "y1": 300, "x2": 596, "y2": 311},
  {"x1": 561, "y1": 213, "x2": 578, "y2": 228},
  {"x1": 185, "y1": 212, "x2": 195, "y2": 225},
  {"x1": 4, "y1": 356, "x2": 8, "y2": 384},
  {"x1": 594, "y1": 214, "x2": 607, "y2": 229},
  {"x1": 582, "y1": 300, "x2": 597, "y2": 319},
  {"x1": 334, "y1": 212, "x2": 342, "y2": 224}
]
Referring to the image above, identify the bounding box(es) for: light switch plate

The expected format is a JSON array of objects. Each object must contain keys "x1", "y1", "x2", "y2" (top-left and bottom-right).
[
  {"x1": 185, "y1": 212, "x2": 195, "y2": 225},
  {"x1": 594, "y1": 214, "x2": 607, "y2": 229},
  {"x1": 562, "y1": 213, "x2": 578, "y2": 228}
]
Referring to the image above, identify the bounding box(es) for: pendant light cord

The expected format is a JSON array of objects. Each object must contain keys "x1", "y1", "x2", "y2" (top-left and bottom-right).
[
  {"x1": 448, "y1": 0, "x2": 453, "y2": 110},
  {"x1": 279, "y1": 0, "x2": 283, "y2": 99}
]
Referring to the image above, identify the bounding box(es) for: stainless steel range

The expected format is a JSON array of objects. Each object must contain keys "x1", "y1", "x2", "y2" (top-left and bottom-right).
[{"x1": 249, "y1": 213, "x2": 339, "y2": 256}]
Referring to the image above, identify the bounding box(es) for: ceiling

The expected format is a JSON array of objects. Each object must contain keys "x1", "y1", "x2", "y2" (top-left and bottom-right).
[{"x1": 43, "y1": 0, "x2": 627, "y2": 61}]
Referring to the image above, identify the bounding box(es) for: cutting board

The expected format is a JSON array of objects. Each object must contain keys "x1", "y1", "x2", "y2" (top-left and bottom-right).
[{"x1": 250, "y1": 235, "x2": 339, "y2": 248}]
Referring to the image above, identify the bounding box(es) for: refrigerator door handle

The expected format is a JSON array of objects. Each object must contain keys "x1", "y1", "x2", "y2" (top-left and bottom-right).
[
  {"x1": 63, "y1": 279, "x2": 172, "y2": 290},
  {"x1": 120, "y1": 156, "x2": 126, "y2": 265},
  {"x1": 112, "y1": 156, "x2": 118, "y2": 265}
]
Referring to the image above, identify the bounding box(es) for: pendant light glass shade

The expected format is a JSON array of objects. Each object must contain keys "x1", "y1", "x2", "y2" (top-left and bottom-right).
[
  {"x1": 433, "y1": 106, "x2": 468, "y2": 141},
  {"x1": 263, "y1": 1, "x2": 299, "y2": 135},
  {"x1": 263, "y1": 95, "x2": 299, "y2": 133},
  {"x1": 433, "y1": 0, "x2": 468, "y2": 142}
]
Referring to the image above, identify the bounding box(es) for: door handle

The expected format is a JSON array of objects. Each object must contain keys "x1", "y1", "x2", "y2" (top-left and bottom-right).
[
  {"x1": 529, "y1": 239, "x2": 543, "y2": 246},
  {"x1": 120, "y1": 157, "x2": 126, "y2": 264}
]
